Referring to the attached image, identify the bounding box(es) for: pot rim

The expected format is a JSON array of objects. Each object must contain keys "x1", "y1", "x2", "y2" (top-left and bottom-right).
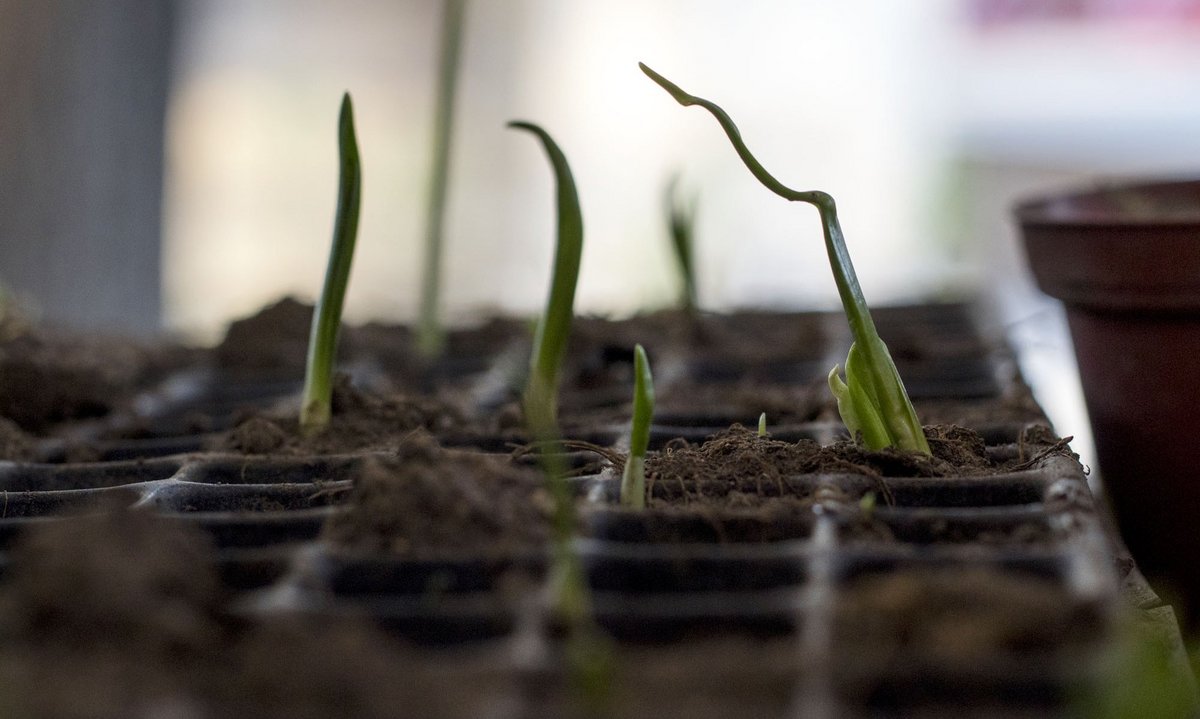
[{"x1": 1016, "y1": 176, "x2": 1200, "y2": 228}]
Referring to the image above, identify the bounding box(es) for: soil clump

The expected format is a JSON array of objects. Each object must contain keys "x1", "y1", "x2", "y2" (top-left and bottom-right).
[{"x1": 323, "y1": 430, "x2": 554, "y2": 556}]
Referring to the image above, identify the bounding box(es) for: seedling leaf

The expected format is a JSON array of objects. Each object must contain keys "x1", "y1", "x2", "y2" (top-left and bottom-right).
[
  {"x1": 640, "y1": 63, "x2": 929, "y2": 454},
  {"x1": 300, "y1": 93, "x2": 362, "y2": 436},
  {"x1": 508, "y1": 121, "x2": 583, "y2": 438},
  {"x1": 620, "y1": 344, "x2": 655, "y2": 508}
]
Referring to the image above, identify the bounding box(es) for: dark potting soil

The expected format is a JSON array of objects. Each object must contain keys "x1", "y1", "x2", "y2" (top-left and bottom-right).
[
  {"x1": 322, "y1": 430, "x2": 553, "y2": 557},
  {"x1": 645, "y1": 424, "x2": 1022, "y2": 494},
  {"x1": 0, "y1": 324, "x2": 198, "y2": 435},
  {"x1": 214, "y1": 374, "x2": 468, "y2": 456},
  {"x1": 541, "y1": 636, "x2": 802, "y2": 719},
  {"x1": 0, "y1": 503, "x2": 511, "y2": 719},
  {"x1": 215, "y1": 296, "x2": 315, "y2": 374},
  {"x1": 0, "y1": 417, "x2": 37, "y2": 462},
  {"x1": 831, "y1": 567, "x2": 1098, "y2": 668}
]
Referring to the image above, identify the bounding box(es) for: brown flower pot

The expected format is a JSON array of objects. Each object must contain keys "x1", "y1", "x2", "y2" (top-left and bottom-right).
[{"x1": 1018, "y1": 178, "x2": 1200, "y2": 623}]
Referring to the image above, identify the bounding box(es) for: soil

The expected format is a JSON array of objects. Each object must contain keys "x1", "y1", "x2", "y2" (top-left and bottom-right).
[
  {"x1": 0, "y1": 324, "x2": 197, "y2": 435},
  {"x1": 215, "y1": 296, "x2": 315, "y2": 374},
  {"x1": 832, "y1": 566, "x2": 1099, "y2": 667},
  {"x1": 0, "y1": 417, "x2": 37, "y2": 462},
  {"x1": 214, "y1": 373, "x2": 467, "y2": 455},
  {"x1": 593, "y1": 424, "x2": 1069, "y2": 544},
  {"x1": 545, "y1": 635, "x2": 802, "y2": 719},
  {"x1": 643, "y1": 424, "x2": 1032, "y2": 497},
  {"x1": 322, "y1": 430, "x2": 554, "y2": 556},
  {"x1": 0, "y1": 502, "x2": 512, "y2": 719}
]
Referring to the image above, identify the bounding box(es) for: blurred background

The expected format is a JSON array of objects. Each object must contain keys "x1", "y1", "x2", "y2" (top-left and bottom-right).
[{"x1": 4, "y1": 0, "x2": 1200, "y2": 467}]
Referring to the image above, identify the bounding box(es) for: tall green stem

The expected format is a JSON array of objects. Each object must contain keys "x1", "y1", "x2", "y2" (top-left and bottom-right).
[
  {"x1": 301, "y1": 93, "x2": 362, "y2": 436},
  {"x1": 417, "y1": 0, "x2": 468, "y2": 357}
]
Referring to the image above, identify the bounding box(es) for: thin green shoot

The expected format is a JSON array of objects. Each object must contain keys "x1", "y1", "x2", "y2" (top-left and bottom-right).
[
  {"x1": 639, "y1": 63, "x2": 929, "y2": 455},
  {"x1": 757, "y1": 412, "x2": 767, "y2": 438},
  {"x1": 665, "y1": 175, "x2": 699, "y2": 313},
  {"x1": 508, "y1": 117, "x2": 588, "y2": 608},
  {"x1": 417, "y1": 0, "x2": 468, "y2": 358},
  {"x1": 620, "y1": 344, "x2": 655, "y2": 509},
  {"x1": 300, "y1": 93, "x2": 362, "y2": 436},
  {"x1": 510, "y1": 120, "x2": 612, "y2": 708},
  {"x1": 508, "y1": 121, "x2": 583, "y2": 437}
]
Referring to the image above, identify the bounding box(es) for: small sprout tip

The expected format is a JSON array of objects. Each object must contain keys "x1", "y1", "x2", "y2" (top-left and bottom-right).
[
  {"x1": 859, "y1": 491, "x2": 877, "y2": 515},
  {"x1": 757, "y1": 412, "x2": 767, "y2": 438},
  {"x1": 620, "y1": 344, "x2": 655, "y2": 508}
]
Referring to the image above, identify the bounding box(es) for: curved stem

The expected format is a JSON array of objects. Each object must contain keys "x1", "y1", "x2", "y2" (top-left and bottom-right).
[{"x1": 641, "y1": 63, "x2": 928, "y2": 454}]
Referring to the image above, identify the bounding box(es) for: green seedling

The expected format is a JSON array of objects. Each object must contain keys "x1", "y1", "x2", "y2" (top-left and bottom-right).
[
  {"x1": 757, "y1": 412, "x2": 767, "y2": 438},
  {"x1": 620, "y1": 344, "x2": 655, "y2": 509},
  {"x1": 507, "y1": 117, "x2": 585, "y2": 614},
  {"x1": 510, "y1": 119, "x2": 613, "y2": 710},
  {"x1": 665, "y1": 175, "x2": 699, "y2": 313},
  {"x1": 640, "y1": 63, "x2": 929, "y2": 455},
  {"x1": 417, "y1": 0, "x2": 468, "y2": 357},
  {"x1": 300, "y1": 93, "x2": 362, "y2": 436},
  {"x1": 509, "y1": 121, "x2": 583, "y2": 438}
]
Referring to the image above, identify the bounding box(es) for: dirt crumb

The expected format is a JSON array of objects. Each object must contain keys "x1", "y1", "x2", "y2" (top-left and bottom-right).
[
  {"x1": 323, "y1": 431, "x2": 553, "y2": 556},
  {"x1": 214, "y1": 374, "x2": 466, "y2": 456},
  {"x1": 0, "y1": 417, "x2": 37, "y2": 461}
]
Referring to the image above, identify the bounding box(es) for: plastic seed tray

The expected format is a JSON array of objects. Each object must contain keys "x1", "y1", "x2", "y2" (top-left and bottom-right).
[{"x1": 0, "y1": 302, "x2": 1189, "y2": 718}]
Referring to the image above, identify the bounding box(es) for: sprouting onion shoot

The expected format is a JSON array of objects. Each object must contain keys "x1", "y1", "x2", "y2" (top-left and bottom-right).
[
  {"x1": 417, "y1": 0, "x2": 468, "y2": 358},
  {"x1": 640, "y1": 63, "x2": 929, "y2": 455},
  {"x1": 509, "y1": 121, "x2": 583, "y2": 439},
  {"x1": 508, "y1": 119, "x2": 588, "y2": 623},
  {"x1": 300, "y1": 93, "x2": 362, "y2": 436},
  {"x1": 620, "y1": 344, "x2": 655, "y2": 509},
  {"x1": 758, "y1": 412, "x2": 767, "y2": 438},
  {"x1": 665, "y1": 175, "x2": 699, "y2": 313}
]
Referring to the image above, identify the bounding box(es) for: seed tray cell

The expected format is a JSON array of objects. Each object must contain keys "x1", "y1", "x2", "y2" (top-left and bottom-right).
[
  {"x1": 840, "y1": 506, "x2": 1057, "y2": 546},
  {"x1": 0, "y1": 485, "x2": 142, "y2": 519},
  {"x1": 584, "y1": 505, "x2": 815, "y2": 544},
  {"x1": 647, "y1": 423, "x2": 831, "y2": 450},
  {"x1": 590, "y1": 588, "x2": 801, "y2": 642},
  {"x1": 176, "y1": 454, "x2": 365, "y2": 485},
  {"x1": 0, "y1": 457, "x2": 183, "y2": 492},
  {"x1": 169, "y1": 507, "x2": 334, "y2": 548},
  {"x1": 577, "y1": 537, "x2": 808, "y2": 592},
  {"x1": 881, "y1": 475, "x2": 1054, "y2": 508},
  {"x1": 322, "y1": 552, "x2": 546, "y2": 596},
  {"x1": 145, "y1": 481, "x2": 350, "y2": 513}
]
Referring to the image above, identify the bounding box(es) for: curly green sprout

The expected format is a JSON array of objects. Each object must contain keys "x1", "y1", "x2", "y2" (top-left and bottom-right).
[
  {"x1": 300, "y1": 93, "x2": 362, "y2": 436},
  {"x1": 417, "y1": 0, "x2": 468, "y2": 357},
  {"x1": 758, "y1": 412, "x2": 767, "y2": 438},
  {"x1": 665, "y1": 175, "x2": 699, "y2": 313},
  {"x1": 620, "y1": 344, "x2": 655, "y2": 508},
  {"x1": 640, "y1": 63, "x2": 929, "y2": 455}
]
